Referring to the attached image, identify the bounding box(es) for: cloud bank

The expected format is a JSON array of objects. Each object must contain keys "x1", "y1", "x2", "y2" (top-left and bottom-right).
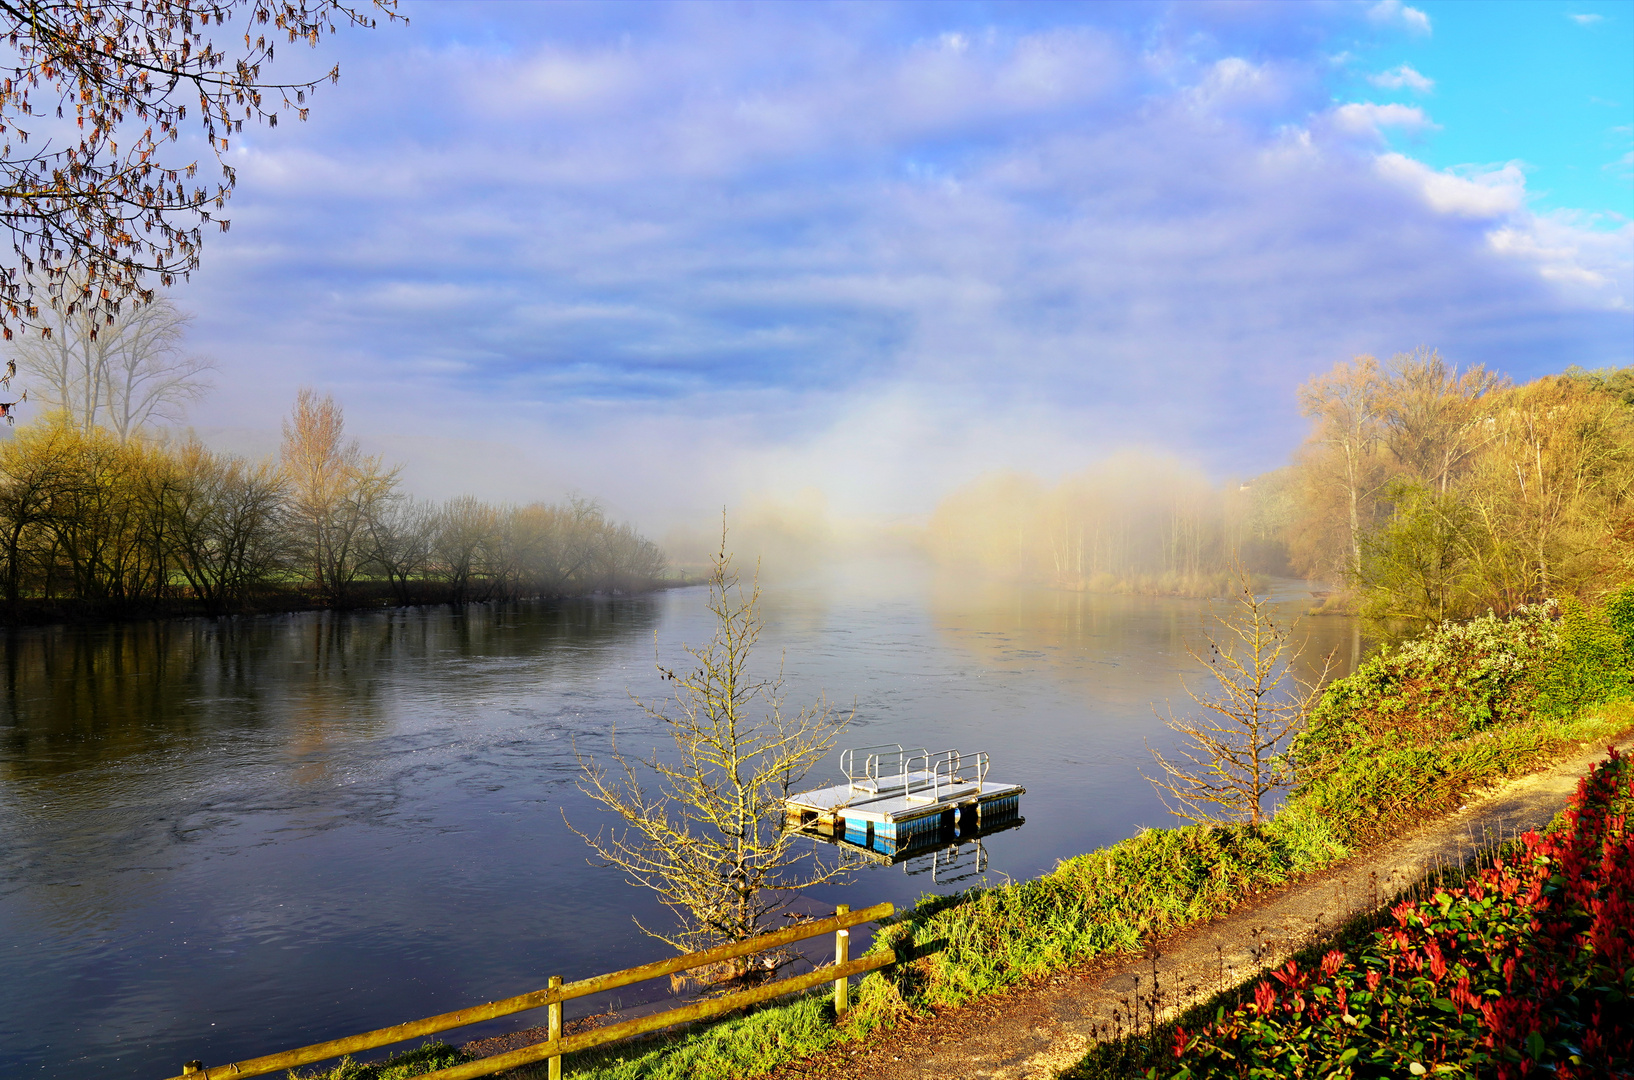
[{"x1": 166, "y1": 1, "x2": 1631, "y2": 527}]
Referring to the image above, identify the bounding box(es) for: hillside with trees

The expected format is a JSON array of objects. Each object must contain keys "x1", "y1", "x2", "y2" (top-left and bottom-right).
[{"x1": 926, "y1": 355, "x2": 1634, "y2": 623}]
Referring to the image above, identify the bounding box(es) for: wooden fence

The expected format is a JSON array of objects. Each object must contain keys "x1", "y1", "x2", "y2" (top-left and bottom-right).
[{"x1": 162, "y1": 901, "x2": 894, "y2": 1080}]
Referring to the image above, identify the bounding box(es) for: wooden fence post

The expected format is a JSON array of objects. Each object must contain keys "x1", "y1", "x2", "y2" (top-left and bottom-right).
[
  {"x1": 155, "y1": 902, "x2": 893, "y2": 1080},
  {"x1": 547, "y1": 975, "x2": 562, "y2": 1080},
  {"x1": 834, "y1": 905, "x2": 850, "y2": 1017}
]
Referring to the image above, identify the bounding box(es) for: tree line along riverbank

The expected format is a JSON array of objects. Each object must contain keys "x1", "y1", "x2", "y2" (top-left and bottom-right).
[{"x1": 0, "y1": 392, "x2": 668, "y2": 623}]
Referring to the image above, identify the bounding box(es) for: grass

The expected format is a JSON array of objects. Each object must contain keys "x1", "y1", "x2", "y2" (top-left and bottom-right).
[{"x1": 287, "y1": 1042, "x2": 473, "y2": 1080}]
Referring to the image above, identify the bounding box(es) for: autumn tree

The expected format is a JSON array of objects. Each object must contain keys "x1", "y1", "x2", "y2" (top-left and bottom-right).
[
  {"x1": 569, "y1": 533, "x2": 853, "y2": 965},
  {"x1": 1372, "y1": 347, "x2": 1505, "y2": 494},
  {"x1": 1462, "y1": 375, "x2": 1634, "y2": 608},
  {"x1": 0, "y1": 416, "x2": 71, "y2": 608},
  {"x1": 0, "y1": 0, "x2": 399, "y2": 340},
  {"x1": 279, "y1": 388, "x2": 396, "y2": 605},
  {"x1": 1145, "y1": 569, "x2": 1331, "y2": 826}
]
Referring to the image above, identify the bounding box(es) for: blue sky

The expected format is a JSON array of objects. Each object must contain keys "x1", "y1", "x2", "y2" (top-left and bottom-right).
[
  {"x1": 1338, "y1": 0, "x2": 1632, "y2": 220},
  {"x1": 169, "y1": 0, "x2": 1634, "y2": 526}
]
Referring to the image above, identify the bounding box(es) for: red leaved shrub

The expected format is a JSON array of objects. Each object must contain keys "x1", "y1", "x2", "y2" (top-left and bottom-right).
[{"x1": 1156, "y1": 749, "x2": 1633, "y2": 1079}]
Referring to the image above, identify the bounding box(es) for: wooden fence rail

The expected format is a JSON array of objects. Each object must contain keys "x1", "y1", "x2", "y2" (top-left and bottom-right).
[{"x1": 162, "y1": 901, "x2": 894, "y2": 1080}]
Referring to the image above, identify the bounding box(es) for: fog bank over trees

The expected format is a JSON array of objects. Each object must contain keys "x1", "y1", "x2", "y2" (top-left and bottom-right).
[
  {"x1": 924, "y1": 454, "x2": 1280, "y2": 597},
  {"x1": 922, "y1": 356, "x2": 1634, "y2": 622}
]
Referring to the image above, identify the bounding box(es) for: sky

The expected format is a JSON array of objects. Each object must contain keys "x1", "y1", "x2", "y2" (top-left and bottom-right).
[{"x1": 151, "y1": 0, "x2": 1634, "y2": 528}]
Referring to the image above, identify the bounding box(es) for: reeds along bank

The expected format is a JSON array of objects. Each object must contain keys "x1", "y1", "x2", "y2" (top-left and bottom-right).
[{"x1": 0, "y1": 416, "x2": 666, "y2": 617}]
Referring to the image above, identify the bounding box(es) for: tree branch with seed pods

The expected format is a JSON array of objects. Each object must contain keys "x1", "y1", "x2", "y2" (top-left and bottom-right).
[{"x1": 0, "y1": 0, "x2": 402, "y2": 345}]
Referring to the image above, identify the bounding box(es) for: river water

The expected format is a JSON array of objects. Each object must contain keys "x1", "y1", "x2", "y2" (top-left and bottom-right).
[{"x1": 0, "y1": 560, "x2": 1363, "y2": 1079}]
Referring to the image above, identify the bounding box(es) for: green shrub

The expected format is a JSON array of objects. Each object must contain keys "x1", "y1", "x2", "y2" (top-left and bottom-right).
[
  {"x1": 1607, "y1": 585, "x2": 1634, "y2": 659},
  {"x1": 1296, "y1": 604, "x2": 1559, "y2": 765},
  {"x1": 1534, "y1": 597, "x2": 1634, "y2": 719}
]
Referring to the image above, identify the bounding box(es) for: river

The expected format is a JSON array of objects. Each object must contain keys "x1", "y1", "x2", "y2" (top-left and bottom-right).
[{"x1": 0, "y1": 559, "x2": 1363, "y2": 1078}]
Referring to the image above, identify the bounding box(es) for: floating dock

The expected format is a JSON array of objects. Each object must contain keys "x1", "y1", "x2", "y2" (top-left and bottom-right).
[{"x1": 783, "y1": 745, "x2": 1025, "y2": 857}]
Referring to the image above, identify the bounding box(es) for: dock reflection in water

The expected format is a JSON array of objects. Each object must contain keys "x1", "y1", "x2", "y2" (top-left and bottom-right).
[{"x1": 804, "y1": 811, "x2": 1025, "y2": 888}]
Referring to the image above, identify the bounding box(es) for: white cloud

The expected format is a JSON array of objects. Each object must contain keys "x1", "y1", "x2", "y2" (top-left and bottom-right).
[
  {"x1": 1371, "y1": 153, "x2": 1631, "y2": 311},
  {"x1": 1331, "y1": 102, "x2": 1436, "y2": 137},
  {"x1": 1374, "y1": 153, "x2": 1526, "y2": 216},
  {"x1": 1367, "y1": 0, "x2": 1432, "y2": 35},
  {"x1": 1367, "y1": 64, "x2": 1433, "y2": 93},
  {"x1": 1488, "y1": 215, "x2": 1633, "y2": 311},
  {"x1": 1568, "y1": 13, "x2": 1604, "y2": 25}
]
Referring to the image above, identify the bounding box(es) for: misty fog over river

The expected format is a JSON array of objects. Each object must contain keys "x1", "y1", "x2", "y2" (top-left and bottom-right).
[{"x1": 0, "y1": 561, "x2": 1365, "y2": 1079}]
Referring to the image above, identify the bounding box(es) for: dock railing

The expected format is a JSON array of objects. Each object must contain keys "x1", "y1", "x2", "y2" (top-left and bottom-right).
[
  {"x1": 161, "y1": 902, "x2": 894, "y2": 1080},
  {"x1": 838, "y1": 746, "x2": 992, "y2": 806},
  {"x1": 840, "y1": 744, "x2": 926, "y2": 796},
  {"x1": 905, "y1": 749, "x2": 990, "y2": 805}
]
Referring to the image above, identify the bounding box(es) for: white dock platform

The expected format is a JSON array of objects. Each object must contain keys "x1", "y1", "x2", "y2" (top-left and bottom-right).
[{"x1": 783, "y1": 746, "x2": 1024, "y2": 855}]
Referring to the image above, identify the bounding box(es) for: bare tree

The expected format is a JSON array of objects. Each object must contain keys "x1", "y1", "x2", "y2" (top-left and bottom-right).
[
  {"x1": 431, "y1": 494, "x2": 497, "y2": 601},
  {"x1": 163, "y1": 439, "x2": 289, "y2": 613},
  {"x1": 8, "y1": 284, "x2": 214, "y2": 437},
  {"x1": 362, "y1": 494, "x2": 436, "y2": 603},
  {"x1": 1296, "y1": 355, "x2": 1389, "y2": 581},
  {"x1": 1145, "y1": 570, "x2": 1332, "y2": 826},
  {"x1": 568, "y1": 531, "x2": 854, "y2": 970},
  {"x1": 1374, "y1": 348, "x2": 1506, "y2": 495}
]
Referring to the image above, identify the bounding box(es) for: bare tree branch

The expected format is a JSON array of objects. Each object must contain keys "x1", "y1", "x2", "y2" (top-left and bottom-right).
[
  {"x1": 566, "y1": 523, "x2": 857, "y2": 978},
  {"x1": 1144, "y1": 567, "x2": 1333, "y2": 826},
  {"x1": 8, "y1": 273, "x2": 213, "y2": 436}
]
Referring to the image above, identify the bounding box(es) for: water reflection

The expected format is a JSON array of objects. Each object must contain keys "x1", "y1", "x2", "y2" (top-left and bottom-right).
[
  {"x1": 928, "y1": 574, "x2": 1364, "y2": 709},
  {"x1": 0, "y1": 572, "x2": 1365, "y2": 1080},
  {"x1": 2, "y1": 600, "x2": 659, "y2": 780}
]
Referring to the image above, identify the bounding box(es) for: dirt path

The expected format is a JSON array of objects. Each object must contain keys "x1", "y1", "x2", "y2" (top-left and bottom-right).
[{"x1": 767, "y1": 733, "x2": 1634, "y2": 1080}]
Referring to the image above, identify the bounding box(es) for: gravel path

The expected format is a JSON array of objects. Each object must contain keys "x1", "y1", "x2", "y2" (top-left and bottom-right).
[{"x1": 767, "y1": 732, "x2": 1634, "y2": 1080}]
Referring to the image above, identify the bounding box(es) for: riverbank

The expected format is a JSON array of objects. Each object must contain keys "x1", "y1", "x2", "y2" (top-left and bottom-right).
[
  {"x1": 313, "y1": 709, "x2": 1632, "y2": 1080},
  {"x1": 0, "y1": 576, "x2": 687, "y2": 627},
  {"x1": 763, "y1": 721, "x2": 1634, "y2": 1080},
  {"x1": 216, "y1": 591, "x2": 1634, "y2": 1080},
  {"x1": 539, "y1": 594, "x2": 1634, "y2": 1080}
]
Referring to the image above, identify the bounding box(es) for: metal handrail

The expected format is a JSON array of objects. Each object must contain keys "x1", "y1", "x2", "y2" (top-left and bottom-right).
[
  {"x1": 841, "y1": 744, "x2": 930, "y2": 797},
  {"x1": 838, "y1": 745, "x2": 990, "y2": 804}
]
